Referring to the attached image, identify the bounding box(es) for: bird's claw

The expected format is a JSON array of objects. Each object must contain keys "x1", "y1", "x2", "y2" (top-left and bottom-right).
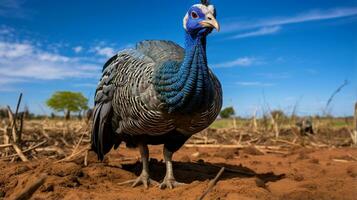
[
  {"x1": 159, "y1": 178, "x2": 185, "y2": 189},
  {"x1": 118, "y1": 173, "x2": 158, "y2": 188}
]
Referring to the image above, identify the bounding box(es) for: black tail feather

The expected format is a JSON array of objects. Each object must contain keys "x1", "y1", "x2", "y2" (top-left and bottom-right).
[{"x1": 91, "y1": 102, "x2": 120, "y2": 160}]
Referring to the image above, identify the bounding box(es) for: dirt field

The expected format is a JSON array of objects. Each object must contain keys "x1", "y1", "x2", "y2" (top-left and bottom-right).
[{"x1": 1, "y1": 144, "x2": 356, "y2": 200}]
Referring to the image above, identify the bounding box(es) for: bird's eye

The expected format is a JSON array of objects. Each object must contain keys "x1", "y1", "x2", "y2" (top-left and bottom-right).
[{"x1": 191, "y1": 11, "x2": 198, "y2": 19}]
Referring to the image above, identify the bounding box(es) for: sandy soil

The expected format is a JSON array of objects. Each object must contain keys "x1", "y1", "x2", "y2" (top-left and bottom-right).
[{"x1": 1, "y1": 145, "x2": 356, "y2": 200}]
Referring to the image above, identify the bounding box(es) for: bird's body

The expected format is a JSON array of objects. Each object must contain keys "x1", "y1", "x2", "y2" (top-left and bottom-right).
[{"x1": 91, "y1": 1, "x2": 222, "y2": 189}]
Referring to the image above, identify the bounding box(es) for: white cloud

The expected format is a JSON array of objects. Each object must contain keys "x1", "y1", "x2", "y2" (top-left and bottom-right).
[
  {"x1": 0, "y1": 42, "x2": 33, "y2": 58},
  {"x1": 236, "y1": 81, "x2": 275, "y2": 87},
  {"x1": 73, "y1": 46, "x2": 83, "y2": 53},
  {"x1": 93, "y1": 46, "x2": 115, "y2": 57},
  {"x1": 0, "y1": 41, "x2": 100, "y2": 82},
  {"x1": 256, "y1": 72, "x2": 291, "y2": 79},
  {"x1": 0, "y1": 76, "x2": 27, "y2": 91},
  {"x1": 0, "y1": 26, "x2": 13, "y2": 35},
  {"x1": 0, "y1": 0, "x2": 29, "y2": 18},
  {"x1": 37, "y1": 52, "x2": 70, "y2": 62},
  {"x1": 223, "y1": 7, "x2": 357, "y2": 33},
  {"x1": 231, "y1": 26, "x2": 281, "y2": 39},
  {"x1": 222, "y1": 7, "x2": 357, "y2": 39},
  {"x1": 213, "y1": 57, "x2": 260, "y2": 68},
  {"x1": 0, "y1": 77, "x2": 24, "y2": 85}
]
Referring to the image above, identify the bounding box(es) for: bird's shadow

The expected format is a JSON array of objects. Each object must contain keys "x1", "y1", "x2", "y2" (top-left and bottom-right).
[{"x1": 120, "y1": 158, "x2": 285, "y2": 184}]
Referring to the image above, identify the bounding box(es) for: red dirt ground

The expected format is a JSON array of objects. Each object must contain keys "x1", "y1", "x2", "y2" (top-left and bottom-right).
[{"x1": 1, "y1": 146, "x2": 356, "y2": 200}]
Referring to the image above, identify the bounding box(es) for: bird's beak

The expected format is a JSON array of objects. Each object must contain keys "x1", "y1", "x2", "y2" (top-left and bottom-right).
[{"x1": 199, "y1": 13, "x2": 220, "y2": 32}]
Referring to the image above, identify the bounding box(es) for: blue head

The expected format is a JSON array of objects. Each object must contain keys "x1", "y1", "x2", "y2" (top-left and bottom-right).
[{"x1": 183, "y1": 1, "x2": 220, "y2": 37}]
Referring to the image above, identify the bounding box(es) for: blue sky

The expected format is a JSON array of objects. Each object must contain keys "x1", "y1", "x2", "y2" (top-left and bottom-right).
[{"x1": 0, "y1": 0, "x2": 356, "y2": 117}]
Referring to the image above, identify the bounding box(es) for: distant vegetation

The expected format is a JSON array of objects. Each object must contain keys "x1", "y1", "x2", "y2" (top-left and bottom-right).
[
  {"x1": 220, "y1": 106, "x2": 235, "y2": 119},
  {"x1": 46, "y1": 91, "x2": 88, "y2": 120}
]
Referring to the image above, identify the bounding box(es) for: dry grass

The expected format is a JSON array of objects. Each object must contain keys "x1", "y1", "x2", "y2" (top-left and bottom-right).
[{"x1": 0, "y1": 115, "x2": 355, "y2": 163}]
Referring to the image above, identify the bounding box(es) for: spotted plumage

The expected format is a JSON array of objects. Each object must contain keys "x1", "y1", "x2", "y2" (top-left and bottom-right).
[{"x1": 91, "y1": 1, "x2": 222, "y2": 189}]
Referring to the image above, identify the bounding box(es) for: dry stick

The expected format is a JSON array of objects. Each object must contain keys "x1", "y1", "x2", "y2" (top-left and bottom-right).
[
  {"x1": 7, "y1": 106, "x2": 14, "y2": 128},
  {"x1": 84, "y1": 150, "x2": 88, "y2": 166},
  {"x1": 23, "y1": 140, "x2": 48, "y2": 153},
  {"x1": 332, "y1": 159, "x2": 350, "y2": 163},
  {"x1": 252, "y1": 108, "x2": 258, "y2": 132},
  {"x1": 11, "y1": 173, "x2": 47, "y2": 200},
  {"x1": 1, "y1": 140, "x2": 48, "y2": 160},
  {"x1": 60, "y1": 137, "x2": 72, "y2": 147},
  {"x1": 290, "y1": 95, "x2": 303, "y2": 124},
  {"x1": 23, "y1": 140, "x2": 47, "y2": 152},
  {"x1": 40, "y1": 128, "x2": 51, "y2": 140},
  {"x1": 18, "y1": 113, "x2": 24, "y2": 143},
  {"x1": 14, "y1": 93, "x2": 22, "y2": 139},
  {"x1": 6, "y1": 106, "x2": 16, "y2": 145},
  {"x1": 3, "y1": 124, "x2": 10, "y2": 156},
  {"x1": 323, "y1": 80, "x2": 349, "y2": 116},
  {"x1": 55, "y1": 145, "x2": 90, "y2": 163},
  {"x1": 271, "y1": 139, "x2": 301, "y2": 147},
  {"x1": 352, "y1": 102, "x2": 357, "y2": 145},
  {"x1": 232, "y1": 116, "x2": 237, "y2": 130},
  {"x1": 35, "y1": 146, "x2": 66, "y2": 156},
  {"x1": 270, "y1": 114, "x2": 279, "y2": 139},
  {"x1": 184, "y1": 144, "x2": 285, "y2": 151},
  {"x1": 198, "y1": 167, "x2": 225, "y2": 200},
  {"x1": 185, "y1": 144, "x2": 245, "y2": 148},
  {"x1": 9, "y1": 93, "x2": 23, "y2": 144},
  {"x1": 12, "y1": 143, "x2": 29, "y2": 162},
  {"x1": 71, "y1": 131, "x2": 86, "y2": 156},
  {"x1": 0, "y1": 144, "x2": 13, "y2": 148}
]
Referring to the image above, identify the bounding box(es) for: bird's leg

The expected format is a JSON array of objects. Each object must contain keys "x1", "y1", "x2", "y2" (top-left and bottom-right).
[
  {"x1": 159, "y1": 146, "x2": 185, "y2": 189},
  {"x1": 119, "y1": 143, "x2": 157, "y2": 188},
  {"x1": 132, "y1": 143, "x2": 158, "y2": 188}
]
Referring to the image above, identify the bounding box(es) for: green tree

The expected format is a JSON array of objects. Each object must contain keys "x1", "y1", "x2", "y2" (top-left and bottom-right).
[
  {"x1": 220, "y1": 106, "x2": 235, "y2": 119},
  {"x1": 46, "y1": 91, "x2": 88, "y2": 120}
]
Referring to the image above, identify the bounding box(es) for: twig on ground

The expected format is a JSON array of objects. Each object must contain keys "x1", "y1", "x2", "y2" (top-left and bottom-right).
[
  {"x1": 35, "y1": 146, "x2": 66, "y2": 156},
  {"x1": 1, "y1": 140, "x2": 47, "y2": 160},
  {"x1": 185, "y1": 144, "x2": 245, "y2": 148},
  {"x1": 198, "y1": 167, "x2": 225, "y2": 200},
  {"x1": 55, "y1": 145, "x2": 90, "y2": 163},
  {"x1": 0, "y1": 144, "x2": 13, "y2": 148},
  {"x1": 60, "y1": 137, "x2": 71, "y2": 147},
  {"x1": 84, "y1": 149, "x2": 88, "y2": 166},
  {"x1": 271, "y1": 139, "x2": 301, "y2": 147},
  {"x1": 71, "y1": 131, "x2": 86, "y2": 155},
  {"x1": 332, "y1": 159, "x2": 350, "y2": 163},
  {"x1": 11, "y1": 173, "x2": 47, "y2": 200},
  {"x1": 12, "y1": 143, "x2": 29, "y2": 162}
]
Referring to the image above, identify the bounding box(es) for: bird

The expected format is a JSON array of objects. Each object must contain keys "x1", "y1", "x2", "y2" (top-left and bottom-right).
[{"x1": 91, "y1": 0, "x2": 222, "y2": 189}]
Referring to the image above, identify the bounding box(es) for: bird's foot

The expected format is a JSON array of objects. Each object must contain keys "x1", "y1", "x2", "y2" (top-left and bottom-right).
[
  {"x1": 159, "y1": 177, "x2": 185, "y2": 189},
  {"x1": 118, "y1": 173, "x2": 158, "y2": 188}
]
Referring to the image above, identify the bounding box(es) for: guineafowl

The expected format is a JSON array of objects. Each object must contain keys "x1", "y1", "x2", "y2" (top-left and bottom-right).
[{"x1": 91, "y1": 0, "x2": 222, "y2": 189}]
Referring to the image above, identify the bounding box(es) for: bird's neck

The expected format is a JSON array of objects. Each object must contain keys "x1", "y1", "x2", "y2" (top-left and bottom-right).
[{"x1": 154, "y1": 32, "x2": 213, "y2": 114}]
